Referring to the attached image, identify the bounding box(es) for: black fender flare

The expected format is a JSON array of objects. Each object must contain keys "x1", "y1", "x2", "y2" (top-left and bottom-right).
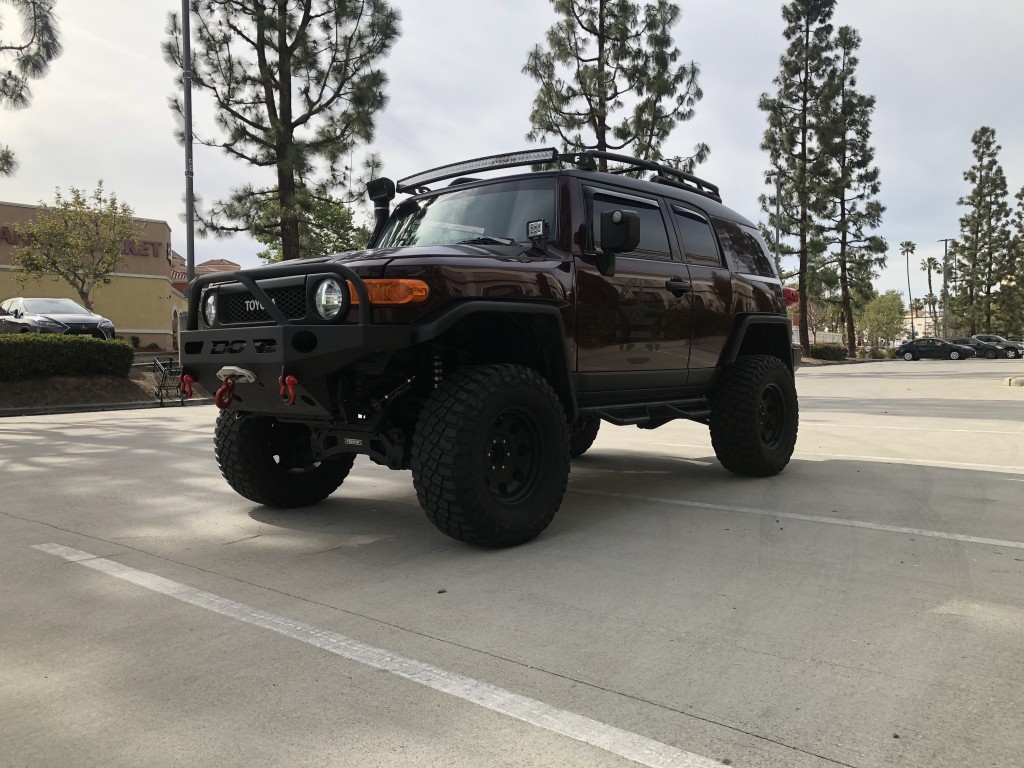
[
  {"x1": 718, "y1": 314, "x2": 795, "y2": 372},
  {"x1": 411, "y1": 301, "x2": 578, "y2": 420}
]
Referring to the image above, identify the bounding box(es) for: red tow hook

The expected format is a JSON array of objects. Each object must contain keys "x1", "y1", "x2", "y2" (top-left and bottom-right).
[
  {"x1": 215, "y1": 375, "x2": 237, "y2": 410},
  {"x1": 178, "y1": 373, "x2": 194, "y2": 400},
  {"x1": 278, "y1": 374, "x2": 299, "y2": 406}
]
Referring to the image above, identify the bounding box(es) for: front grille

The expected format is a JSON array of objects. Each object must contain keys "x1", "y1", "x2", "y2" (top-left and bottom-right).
[{"x1": 221, "y1": 285, "x2": 307, "y2": 324}]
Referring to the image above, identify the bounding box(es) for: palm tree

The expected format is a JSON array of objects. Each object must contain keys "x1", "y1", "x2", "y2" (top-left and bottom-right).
[
  {"x1": 901, "y1": 241, "x2": 917, "y2": 336},
  {"x1": 921, "y1": 256, "x2": 941, "y2": 333}
]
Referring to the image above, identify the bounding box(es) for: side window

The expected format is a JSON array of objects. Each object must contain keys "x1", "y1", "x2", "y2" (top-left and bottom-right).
[
  {"x1": 0, "y1": 300, "x2": 9, "y2": 315},
  {"x1": 672, "y1": 207, "x2": 722, "y2": 265},
  {"x1": 589, "y1": 189, "x2": 672, "y2": 261},
  {"x1": 713, "y1": 218, "x2": 777, "y2": 277}
]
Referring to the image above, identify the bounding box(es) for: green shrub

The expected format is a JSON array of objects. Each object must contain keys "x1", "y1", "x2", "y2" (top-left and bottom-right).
[
  {"x1": 809, "y1": 343, "x2": 847, "y2": 360},
  {"x1": 0, "y1": 334, "x2": 134, "y2": 381}
]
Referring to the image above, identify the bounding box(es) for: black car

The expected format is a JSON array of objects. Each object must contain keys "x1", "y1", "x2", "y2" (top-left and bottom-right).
[
  {"x1": 0, "y1": 297, "x2": 116, "y2": 339},
  {"x1": 895, "y1": 338, "x2": 975, "y2": 360},
  {"x1": 972, "y1": 334, "x2": 1022, "y2": 359},
  {"x1": 949, "y1": 336, "x2": 1008, "y2": 359}
]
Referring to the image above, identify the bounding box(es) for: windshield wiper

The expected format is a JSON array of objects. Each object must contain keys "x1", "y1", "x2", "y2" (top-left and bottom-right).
[{"x1": 455, "y1": 236, "x2": 517, "y2": 246}]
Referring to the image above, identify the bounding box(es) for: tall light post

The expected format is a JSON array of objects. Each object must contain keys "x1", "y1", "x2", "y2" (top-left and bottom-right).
[
  {"x1": 181, "y1": 0, "x2": 196, "y2": 296},
  {"x1": 939, "y1": 238, "x2": 954, "y2": 338}
]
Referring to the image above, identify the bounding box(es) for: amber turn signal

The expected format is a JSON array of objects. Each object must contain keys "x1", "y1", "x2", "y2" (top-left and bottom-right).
[{"x1": 348, "y1": 279, "x2": 430, "y2": 306}]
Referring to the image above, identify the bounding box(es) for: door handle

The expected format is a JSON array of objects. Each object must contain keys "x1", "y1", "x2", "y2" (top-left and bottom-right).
[{"x1": 665, "y1": 278, "x2": 692, "y2": 296}]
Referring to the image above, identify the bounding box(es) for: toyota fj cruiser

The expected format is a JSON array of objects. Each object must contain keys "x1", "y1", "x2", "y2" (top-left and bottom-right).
[{"x1": 180, "y1": 148, "x2": 800, "y2": 547}]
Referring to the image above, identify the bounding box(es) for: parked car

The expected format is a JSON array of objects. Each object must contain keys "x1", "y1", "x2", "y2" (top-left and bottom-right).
[
  {"x1": 949, "y1": 336, "x2": 1008, "y2": 359},
  {"x1": 894, "y1": 338, "x2": 975, "y2": 360},
  {"x1": 972, "y1": 334, "x2": 1022, "y2": 359},
  {"x1": 0, "y1": 297, "x2": 116, "y2": 339}
]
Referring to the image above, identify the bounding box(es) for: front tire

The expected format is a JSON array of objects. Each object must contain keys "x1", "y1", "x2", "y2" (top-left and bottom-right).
[
  {"x1": 1006, "y1": 349, "x2": 1018, "y2": 359},
  {"x1": 214, "y1": 412, "x2": 355, "y2": 507},
  {"x1": 903, "y1": 351, "x2": 915, "y2": 361},
  {"x1": 710, "y1": 355, "x2": 799, "y2": 477},
  {"x1": 953, "y1": 350, "x2": 965, "y2": 360},
  {"x1": 411, "y1": 364, "x2": 569, "y2": 547}
]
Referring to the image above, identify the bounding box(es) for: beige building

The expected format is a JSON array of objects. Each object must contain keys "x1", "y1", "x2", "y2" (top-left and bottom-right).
[{"x1": 1, "y1": 201, "x2": 187, "y2": 349}]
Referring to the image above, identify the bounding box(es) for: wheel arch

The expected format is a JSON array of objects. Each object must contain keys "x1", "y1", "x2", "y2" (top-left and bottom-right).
[
  {"x1": 411, "y1": 302, "x2": 577, "y2": 421},
  {"x1": 718, "y1": 315, "x2": 795, "y2": 373}
]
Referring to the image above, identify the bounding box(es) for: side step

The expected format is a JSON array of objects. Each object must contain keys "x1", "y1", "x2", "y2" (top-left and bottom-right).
[{"x1": 582, "y1": 398, "x2": 710, "y2": 428}]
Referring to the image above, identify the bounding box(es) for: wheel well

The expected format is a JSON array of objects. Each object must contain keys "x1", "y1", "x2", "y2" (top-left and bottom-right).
[
  {"x1": 423, "y1": 312, "x2": 576, "y2": 420},
  {"x1": 723, "y1": 319, "x2": 793, "y2": 372}
]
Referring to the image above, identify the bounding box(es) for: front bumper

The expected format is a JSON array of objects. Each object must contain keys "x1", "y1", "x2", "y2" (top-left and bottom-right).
[{"x1": 180, "y1": 323, "x2": 410, "y2": 418}]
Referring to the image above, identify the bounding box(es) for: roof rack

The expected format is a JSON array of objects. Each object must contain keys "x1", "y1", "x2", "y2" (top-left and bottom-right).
[{"x1": 560, "y1": 150, "x2": 722, "y2": 202}]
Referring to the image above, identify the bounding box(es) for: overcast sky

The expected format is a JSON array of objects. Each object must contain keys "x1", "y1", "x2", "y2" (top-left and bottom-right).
[{"x1": 5, "y1": 0, "x2": 1024, "y2": 300}]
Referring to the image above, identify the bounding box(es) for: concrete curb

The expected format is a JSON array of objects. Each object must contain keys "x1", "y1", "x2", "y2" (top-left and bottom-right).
[
  {"x1": 1005, "y1": 377, "x2": 1024, "y2": 387},
  {"x1": 0, "y1": 398, "x2": 214, "y2": 418}
]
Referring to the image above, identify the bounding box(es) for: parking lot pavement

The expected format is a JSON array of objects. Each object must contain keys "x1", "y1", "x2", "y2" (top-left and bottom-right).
[{"x1": 2, "y1": 358, "x2": 1023, "y2": 768}]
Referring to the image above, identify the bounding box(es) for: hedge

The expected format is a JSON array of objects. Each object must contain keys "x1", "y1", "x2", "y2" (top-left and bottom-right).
[
  {"x1": 0, "y1": 334, "x2": 134, "y2": 381},
  {"x1": 808, "y1": 343, "x2": 848, "y2": 361}
]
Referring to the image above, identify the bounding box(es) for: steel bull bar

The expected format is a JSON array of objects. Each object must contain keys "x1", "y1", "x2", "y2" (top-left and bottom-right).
[{"x1": 179, "y1": 263, "x2": 411, "y2": 418}]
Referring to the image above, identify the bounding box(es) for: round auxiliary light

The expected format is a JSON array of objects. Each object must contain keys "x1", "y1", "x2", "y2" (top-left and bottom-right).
[
  {"x1": 203, "y1": 292, "x2": 218, "y2": 326},
  {"x1": 315, "y1": 278, "x2": 347, "y2": 320}
]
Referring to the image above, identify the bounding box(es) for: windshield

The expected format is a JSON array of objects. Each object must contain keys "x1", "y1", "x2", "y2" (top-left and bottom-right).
[
  {"x1": 377, "y1": 177, "x2": 556, "y2": 248},
  {"x1": 23, "y1": 298, "x2": 91, "y2": 315}
]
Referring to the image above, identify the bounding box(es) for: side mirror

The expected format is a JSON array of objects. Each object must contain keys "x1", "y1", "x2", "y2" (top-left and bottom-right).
[
  {"x1": 597, "y1": 209, "x2": 641, "y2": 277},
  {"x1": 12, "y1": 308, "x2": 21, "y2": 318}
]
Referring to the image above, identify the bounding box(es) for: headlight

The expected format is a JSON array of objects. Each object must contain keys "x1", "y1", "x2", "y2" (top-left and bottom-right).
[
  {"x1": 203, "y1": 292, "x2": 218, "y2": 326},
  {"x1": 315, "y1": 278, "x2": 347, "y2": 320},
  {"x1": 36, "y1": 318, "x2": 63, "y2": 327},
  {"x1": 98, "y1": 319, "x2": 114, "y2": 328}
]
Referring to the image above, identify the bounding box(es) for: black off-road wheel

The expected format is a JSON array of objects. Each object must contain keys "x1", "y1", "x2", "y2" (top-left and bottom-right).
[
  {"x1": 410, "y1": 364, "x2": 570, "y2": 547},
  {"x1": 709, "y1": 355, "x2": 799, "y2": 477},
  {"x1": 214, "y1": 411, "x2": 355, "y2": 507},
  {"x1": 569, "y1": 415, "x2": 601, "y2": 459}
]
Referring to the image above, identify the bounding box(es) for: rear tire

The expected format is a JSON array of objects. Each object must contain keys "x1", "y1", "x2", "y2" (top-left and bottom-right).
[
  {"x1": 982, "y1": 349, "x2": 996, "y2": 359},
  {"x1": 568, "y1": 415, "x2": 601, "y2": 459},
  {"x1": 710, "y1": 355, "x2": 799, "y2": 477},
  {"x1": 214, "y1": 411, "x2": 354, "y2": 507},
  {"x1": 411, "y1": 364, "x2": 569, "y2": 547}
]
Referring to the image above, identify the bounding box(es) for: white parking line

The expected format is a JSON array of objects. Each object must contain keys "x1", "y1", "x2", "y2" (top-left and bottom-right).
[
  {"x1": 652, "y1": 443, "x2": 1024, "y2": 473},
  {"x1": 33, "y1": 543, "x2": 722, "y2": 768},
  {"x1": 571, "y1": 491, "x2": 1024, "y2": 551},
  {"x1": 801, "y1": 421, "x2": 1024, "y2": 437}
]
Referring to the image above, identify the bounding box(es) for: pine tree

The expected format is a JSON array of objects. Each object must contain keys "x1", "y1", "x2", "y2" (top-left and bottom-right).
[
  {"x1": 163, "y1": 0, "x2": 400, "y2": 261},
  {"x1": 950, "y1": 127, "x2": 1013, "y2": 334},
  {"x1": 759, "y1": 0, "x2": 837, "y2": 353},
  {"x1": 523, "y1": 0, "x2": 707, "y2": 171},
  {"x1": 998, "y1": 186, "x2": 1024, "y2": 335},
  {"x1": 814, "y1": 25, "x2": 886, "y2": 356},
  {"x1": 0, "y1": 0, "x2": 62, "y2": 176}
]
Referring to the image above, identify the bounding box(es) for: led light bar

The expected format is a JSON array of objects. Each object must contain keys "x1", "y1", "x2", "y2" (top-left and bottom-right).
[{"x1": 396, "y1": 148, "x2": 559, "y2": 193}]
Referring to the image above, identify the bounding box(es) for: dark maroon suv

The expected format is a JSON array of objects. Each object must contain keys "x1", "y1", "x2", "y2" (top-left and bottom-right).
[{"x1": 180, "y1": 149, "x2": 799, "y2": 547}]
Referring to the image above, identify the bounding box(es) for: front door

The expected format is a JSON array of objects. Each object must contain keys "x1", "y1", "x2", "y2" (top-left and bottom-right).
[{"x1": 575, "y1": 185, "x2": 692, "y2": 401}]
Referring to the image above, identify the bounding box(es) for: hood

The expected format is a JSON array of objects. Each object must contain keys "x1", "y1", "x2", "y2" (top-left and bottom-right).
[
  {"x1": 326, "y1": 243, "x2": 533, "y2": 266},
  {"x1": 34, "y1": 313, "x2": 104, "y2": 324}
]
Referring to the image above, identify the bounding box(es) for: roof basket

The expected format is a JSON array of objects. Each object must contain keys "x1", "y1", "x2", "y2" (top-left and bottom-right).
[{"x1": 560, "y1": 150, "x2": 722, "y2": 202}]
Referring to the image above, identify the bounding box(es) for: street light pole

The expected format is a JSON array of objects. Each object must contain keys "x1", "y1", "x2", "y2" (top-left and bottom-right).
[
  {"x1": 939, "y1": 238, "x2": 954, "y2": 338},
  {"x1": 181, "y1": 0, "x2": 196, "y2": 297}
]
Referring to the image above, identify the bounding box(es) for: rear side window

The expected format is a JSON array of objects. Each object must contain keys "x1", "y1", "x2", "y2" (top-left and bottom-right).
[
  {"x1": 714, "y1": 218, "x2": 777, "y2": 277},
  {"x1": 589, "y1": 189, "x2": 671, "y2": 261},
  {"x1": 672, "y1": 207, "x2": 721, "y2": 265}
]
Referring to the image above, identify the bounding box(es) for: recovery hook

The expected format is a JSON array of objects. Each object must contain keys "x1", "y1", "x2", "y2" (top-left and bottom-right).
[{"x1": 279, "y1": 374, "x2": 299, "y2": 406}]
